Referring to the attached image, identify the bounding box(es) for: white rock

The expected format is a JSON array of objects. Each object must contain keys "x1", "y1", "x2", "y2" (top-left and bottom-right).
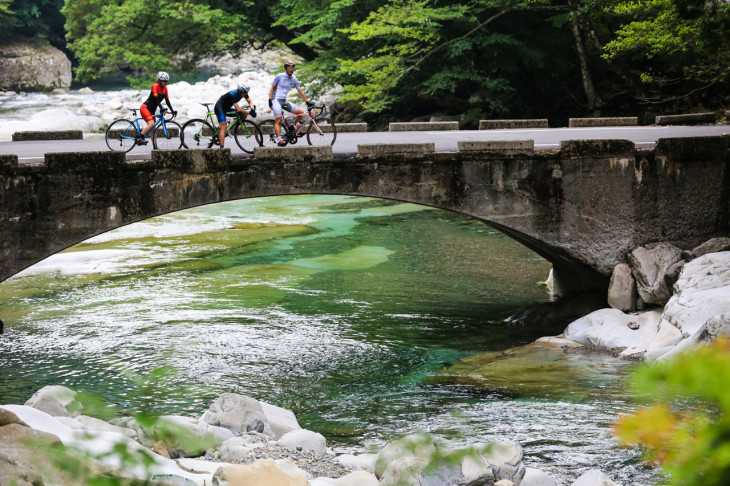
[
  {"x1": 520, "y1": 467, "x2": 557, "y2": 486},
  {"x1": 1, "y1": 405, "x2": 215, "y2": 485},
  {"x1": 24, "y1": 385, "x2": 81, "y2": 417},
  {"x1": 564, "y1": 309, "x2": 660, "y2": 351},
  {"x1": 607, "y1": 263, "x2": 637, "y2": 312},
  {"x1": 374, "y1": 434, "x2": 436, "y2": 478},
  {"x1": 200, "y1": 393, "x2": 275, "y2": 438},
  {"x1": 335, "y1": 453, "x2": 378, "y2": 473},
  {"x1": 276, "y1": 429, "x2": 327, "y2": 455},
  {"x1": 571, "y1": 469, "x2": 621, "y2": 486},
  {"x1": 260, "y1": 401, "x2": 301, "y2": 437},
  {"x1": 311, "y1": 471, "x2": 379, "y2": 486}
]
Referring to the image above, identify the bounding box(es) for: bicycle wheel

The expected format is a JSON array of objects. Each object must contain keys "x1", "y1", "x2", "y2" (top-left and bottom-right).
[
  {"x1": 105, "y1": 119, "x2": 137, "y2": 152},
  {"x1": 181, "y1": 119, "x2": 215, "y2": 149},
  {"x1": 257, "y1": 119, "x2": 282, "y2": 147},
  {"x1": 234, "y1": 119, "x2": 263, "y2": 153},
  {"x1": 307, "y1": 117, "x2": 337, "y2": 147},
  {"x1": 152, "y1": 120, "x2": 182, "y2": 150}
]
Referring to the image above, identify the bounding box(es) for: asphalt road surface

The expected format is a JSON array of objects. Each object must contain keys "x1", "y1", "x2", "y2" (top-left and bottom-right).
[{"x1": 2, "y1": 124, "x2": 728, "y2": 164}]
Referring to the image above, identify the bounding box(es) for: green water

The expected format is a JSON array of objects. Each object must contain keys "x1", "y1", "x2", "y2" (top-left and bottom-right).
[{"x1": 0, "y1": 195, "x2": 657, "y2": 485}]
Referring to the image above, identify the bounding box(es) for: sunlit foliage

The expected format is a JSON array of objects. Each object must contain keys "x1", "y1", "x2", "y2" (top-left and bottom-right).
[{"x1": 616, "y1": 337, "x2": 730, "y2": 486}]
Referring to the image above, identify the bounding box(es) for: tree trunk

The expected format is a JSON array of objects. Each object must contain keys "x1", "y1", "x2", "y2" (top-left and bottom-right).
[{"x1": 568, "y1": 1, "x2": 602, "y2": 114}]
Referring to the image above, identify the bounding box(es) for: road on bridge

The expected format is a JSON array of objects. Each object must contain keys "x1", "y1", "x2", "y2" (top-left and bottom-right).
[{"x1": 2, "y1": 125, "x2": 728, "y2": 163}]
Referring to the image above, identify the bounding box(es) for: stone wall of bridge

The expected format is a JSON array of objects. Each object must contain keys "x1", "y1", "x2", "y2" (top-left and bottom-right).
[{"x1": 2, "y1": 135, "x2": 728, "y2": 294}]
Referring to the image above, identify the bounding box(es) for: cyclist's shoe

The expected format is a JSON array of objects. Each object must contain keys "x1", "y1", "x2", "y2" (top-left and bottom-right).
[
  {"x1": 135, "y1": 136, "x2": 148, "y2": 146},
  {"x1": 297, "y1": 132, "x2": 306, "y2": 138},
  {"x1": 277, "y1": 139, "x2": 287, "y2": 147}
]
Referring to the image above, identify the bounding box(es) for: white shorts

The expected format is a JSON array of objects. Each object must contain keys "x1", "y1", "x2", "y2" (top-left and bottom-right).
[{"x1": 271, "y1": 99, "x2": 300, "y2": 117}]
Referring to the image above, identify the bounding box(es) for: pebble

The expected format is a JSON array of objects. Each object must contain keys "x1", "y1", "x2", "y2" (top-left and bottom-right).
[{"x1": 213, "y1": 432, "x2": 355, "y2": 479}]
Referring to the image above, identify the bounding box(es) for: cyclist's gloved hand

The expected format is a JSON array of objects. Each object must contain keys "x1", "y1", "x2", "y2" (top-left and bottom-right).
[
  {"x1": 249, "y1": 107, "x2": 257, "y2": 118},
  {"x1": 171, "y1": 110, "x2": 177, "y2": 116},
  {"x1": 268, "y1": 99, "x2": 273, "y2": 108},
  {"x1": 306, "y1": 101, "x2": 314, "y2": 109}
]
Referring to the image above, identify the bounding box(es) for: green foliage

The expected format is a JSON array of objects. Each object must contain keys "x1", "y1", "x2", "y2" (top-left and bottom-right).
[
  {"x1": 601, "y1": 0, "x2": 730, "y2": 88},
  {"x1": 26, "y1": 366, "x2": 212, "y2": 486},
  {"x1": 62, "y1": 0, "x2": 251, "y2": 83},
  {"x1": 616, "y1": 338, "x2": 730, "y2": 486},
  {"x1": 0, "y1": 0, "x2": 66, "y2": 46}
]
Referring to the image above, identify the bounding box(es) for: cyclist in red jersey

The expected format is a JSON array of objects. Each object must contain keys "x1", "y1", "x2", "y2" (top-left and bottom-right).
[{"x1": 136, "y1": 71, "x2": 177, "y2": 145}]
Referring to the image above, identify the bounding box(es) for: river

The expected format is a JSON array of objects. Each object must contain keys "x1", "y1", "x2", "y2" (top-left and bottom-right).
[{"x1": 0, "y1": 194, "x2": 660, "y2": 485}]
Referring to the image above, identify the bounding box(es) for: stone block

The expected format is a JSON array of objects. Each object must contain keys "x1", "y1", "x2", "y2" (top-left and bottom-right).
[
  {"x1": 655, "y1": 112, "x2": 717, "y2": 125},
  {"x1": 44, "y1": 151, "x2": 127, "y2": 172},
  {"x1": 568, "y1": 117, "x2": 638, "y2": 127},
  {"x1": 151, "y1": 148, "x2": 231, "y2": 173},
  {"x1": 457, "y1": 140, "x2": 534, "y2": 155},
  {"x1": 332, "y1": 122, "x2": 367, "y2": 132},
  {"x1": 0, "y1": 154, "x2": 19, "y2": 175},
  {"x1": 559, "y1": 139, "x2": 635, "y2": 157},
  {"x1": 389, "y1": 121, "x2": 459, "y2": 131},
  {"x1": 12, "y1": 130, "x2": 83, "y2": 141},
  {"x1": 253, "y1": 145, "x2": 333, "y2": 161},
  {"x1": 655, "y1": 136, "x2": 727, "y2": 161},
  {"x1": 358, "y1": 143, "x2": 435, "y2": 156},
  {"x1": 479, "y1": 119, "x2": 548, "y2": 129}
]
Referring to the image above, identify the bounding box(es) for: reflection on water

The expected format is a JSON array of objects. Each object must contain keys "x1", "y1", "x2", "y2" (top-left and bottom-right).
[{"x1": 0, "y1": 195, "x2": 657, "y2": 485}]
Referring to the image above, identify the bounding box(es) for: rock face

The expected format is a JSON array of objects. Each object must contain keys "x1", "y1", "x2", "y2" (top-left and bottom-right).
[
  {"x1": 0, "y1": 39, "x2": 72, "y2": 91},
  {"x1": 628, "y1": 243, "x2": 683, "y2": 305}
]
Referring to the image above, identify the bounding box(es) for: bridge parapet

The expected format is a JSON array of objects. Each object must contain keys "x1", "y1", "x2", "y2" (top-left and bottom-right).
[{"x1": 1, "y1": 136, "x2": 728, "y2": 292}]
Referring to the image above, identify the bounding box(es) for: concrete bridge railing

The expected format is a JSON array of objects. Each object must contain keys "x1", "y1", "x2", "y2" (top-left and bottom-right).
[{"x1": 2, "y1": 135, "x2": 729, "y2": 296}]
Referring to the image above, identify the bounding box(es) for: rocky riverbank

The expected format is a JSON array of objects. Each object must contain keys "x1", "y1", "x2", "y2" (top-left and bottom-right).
[
  {"x1": 1, "y1": 385, "x2": 621, "y2": 486},
  {"x1": 4, "y1": 240, "x2": 728, "y2": 486}
]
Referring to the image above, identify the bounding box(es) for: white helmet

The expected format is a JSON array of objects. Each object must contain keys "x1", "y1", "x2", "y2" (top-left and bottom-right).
[
  {"x1": 237, "y1": 83, "x2": 250, "y2": 93},
  {"x1": 157, "y1": 71, "x2": 170, "y2": 81}
]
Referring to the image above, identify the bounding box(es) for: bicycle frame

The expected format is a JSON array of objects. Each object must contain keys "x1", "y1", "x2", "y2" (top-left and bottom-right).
[
  {"x1": 200, "y1": 106, "x2": 252, "y2": 138},
  {"x1": 282, "y1": 106, "x2": 327, "y2": 137},
  {"x1": 124, "y1": 109, "x2": 172, "y2": 140}
]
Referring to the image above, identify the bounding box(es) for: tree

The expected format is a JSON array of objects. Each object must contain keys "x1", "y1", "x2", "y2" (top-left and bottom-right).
[
  {"x1": 62, "y1": 0, "x2": 253, "y2": 83},
  {"x1": 599, "y1": 0, "x2": 730, "y2": 102},
  {"x1": 0, "y1": 0, "x2": 66, "y2": 48}
]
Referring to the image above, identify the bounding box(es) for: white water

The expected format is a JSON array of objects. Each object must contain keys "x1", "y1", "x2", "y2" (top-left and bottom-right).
[{"x1": 0, "y1": 51, "x2": 338, "y2": 141}]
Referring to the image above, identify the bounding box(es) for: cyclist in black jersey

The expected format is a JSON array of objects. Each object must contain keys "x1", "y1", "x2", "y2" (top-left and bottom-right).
[{"x1": 214, "y1": 83, "x2": 256, "y2": 149}]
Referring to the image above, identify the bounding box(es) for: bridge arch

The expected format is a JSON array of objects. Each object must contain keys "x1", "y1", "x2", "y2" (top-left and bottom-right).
[{"x1": 2, "y1": 135, "x2": 728, "y2": 293}]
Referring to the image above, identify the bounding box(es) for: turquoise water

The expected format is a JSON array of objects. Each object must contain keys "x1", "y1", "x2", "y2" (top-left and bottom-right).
[{"x1": 0, "y1": 195, "x2": 657, "y2": 485}]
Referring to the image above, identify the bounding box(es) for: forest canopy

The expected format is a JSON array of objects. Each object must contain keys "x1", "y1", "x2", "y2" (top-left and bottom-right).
[{"x1": 3, "y1": 0, "x2": 729, "y2": 124}]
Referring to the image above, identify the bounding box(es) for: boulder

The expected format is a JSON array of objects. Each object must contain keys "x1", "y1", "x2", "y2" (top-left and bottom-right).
[
  {"x1": 201, "y1": 393, "x2": 275, "y2": 438},
  {"x1": 521, "y1": 467, "x2": 557, "y2": 486},
  {"x1": 0, "y1": 422, "x2": 89, "y2": 486},
  {"x1": 563, "y1": 309, "x2": 662, "y2": 352},
  {"x1": 375, "y1": 434, "x2": 437, "y2": 478},
  {"x1": 24, "y1": 385, "x2": 82, "y2": 417},
  {"x1": 691, "y1": 237, "x2": 730, "y2": 258},
  {"x1": 125, "y1": 415, "x2": 234, "y2": 458},
  {"x1": 607, "y1": 263, "x2": 637, "y2": 312},
  {"x1": 212, "y1": 459, "x2": 307, "y2": 486},
  {"x1": 662, "y1": 252, "x2": 730, "y2": 340},
  {"x1": 378, "y1": 456, "x2": 428, "y2": 486},
  {"x1": 571, "y1": 469, "x2": 621, "y2": 486},
  {"x1": 629, "y1": 243, "x2": 683, "y2": 305},
  {"x1": 276, "y1": 429, "x2": 328, "y2": 455},
  {"x1": 311, "y1": 470, "x2": 379, "y2": 485},
  {"x1": 260, "y1": 401, "x2": 301, "y2": 437},
  {"x1": 335, "y1": 453, "x2": 378, "y2": 473},
  {"x1": 0, "y1": 39, "x2": 72, "y2": 91}
]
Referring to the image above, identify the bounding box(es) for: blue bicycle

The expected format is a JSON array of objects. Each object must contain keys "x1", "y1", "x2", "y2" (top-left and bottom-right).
[{"x1": 105, "y1": 107, "x2": 182, "y2": 152}]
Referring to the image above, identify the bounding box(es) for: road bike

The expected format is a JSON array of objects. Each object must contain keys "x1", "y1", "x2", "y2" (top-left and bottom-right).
[
  {"x1": 105, "y1": 108, "x2": 182, "y2": 153},
  {"x1": 180, "y1": 103, "x2": 263, "y2": 153},
  {"x1": 258, "y1": 103, "x2": 336, "y2": 147}
]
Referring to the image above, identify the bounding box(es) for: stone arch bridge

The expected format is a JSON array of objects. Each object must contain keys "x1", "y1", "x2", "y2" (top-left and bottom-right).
[{"x1": 1, "y1": 136, "x2": 728, "y2": 295}]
